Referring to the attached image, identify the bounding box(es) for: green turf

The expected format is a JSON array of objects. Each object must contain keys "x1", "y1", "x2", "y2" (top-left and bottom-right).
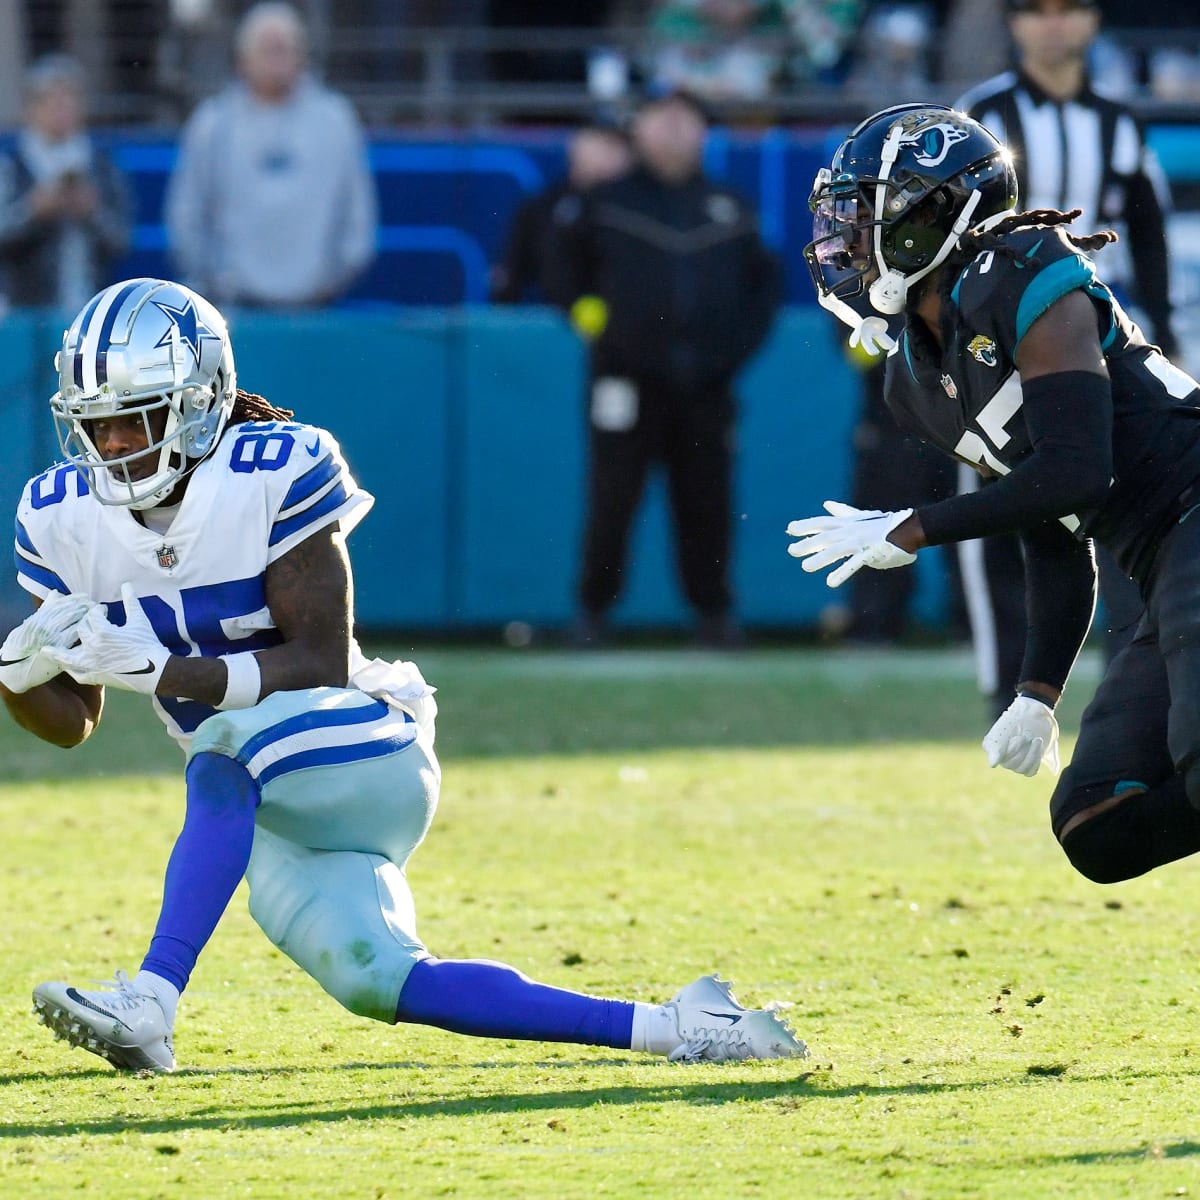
[{"x1": 4, "y1": 645, "x2": 1199, "y2": 1199}]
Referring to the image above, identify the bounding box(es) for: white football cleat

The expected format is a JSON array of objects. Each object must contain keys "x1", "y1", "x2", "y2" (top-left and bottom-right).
[
  {"x1": 665, "y1": 974, "x2": 808, "y2": 1063},
  {"x1": 33, "y1": 970, "x2": 175, "y2": 1073}
]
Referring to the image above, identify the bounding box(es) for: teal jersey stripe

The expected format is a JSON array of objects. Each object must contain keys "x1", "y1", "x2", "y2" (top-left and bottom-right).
[
  {"x1": 902, "y1": 329, "x2": 917, "y2": 380},
  {"x1": 1016, "y1": 255, "x2": 1095, "y2": 344}
]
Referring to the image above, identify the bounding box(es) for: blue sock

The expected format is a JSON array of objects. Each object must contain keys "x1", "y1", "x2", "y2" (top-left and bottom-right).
[
  {"x1": 395, "y1": 958, "x2": 635, "y2": 1048},
  {"x1": 139, "y1": 752, "x2": 259, "y2": 993}
]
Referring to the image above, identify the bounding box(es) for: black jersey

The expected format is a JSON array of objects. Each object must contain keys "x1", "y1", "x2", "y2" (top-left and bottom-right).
[{"x1": 885, "y1": 225, "x2": 1200, "y2": 583}]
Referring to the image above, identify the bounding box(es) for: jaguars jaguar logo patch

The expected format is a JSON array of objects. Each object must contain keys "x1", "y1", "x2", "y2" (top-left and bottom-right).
[
  {"x1": 968, "y1": 335, "x2": 998, "y2": 367},
  {"x1": 897, "y1": 120, "x2": 970, "y2": 167}
]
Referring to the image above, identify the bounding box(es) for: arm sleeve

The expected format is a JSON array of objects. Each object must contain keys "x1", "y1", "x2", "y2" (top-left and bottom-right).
[
  {"x1": 917, "y1": 371, "x2": 1113, "y2": 545},
  {"x1": 1018, "y1": 521, "x2": 1098, "y2": 692}
]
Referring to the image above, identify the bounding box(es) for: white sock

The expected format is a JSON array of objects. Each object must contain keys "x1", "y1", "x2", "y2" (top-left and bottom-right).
[
  {"x1": 132, "y1": 970, "x2": 180, "y2": 1029},
  {"x1": 629, "y1": 1002, "x2": 681, "y2": 1055}
]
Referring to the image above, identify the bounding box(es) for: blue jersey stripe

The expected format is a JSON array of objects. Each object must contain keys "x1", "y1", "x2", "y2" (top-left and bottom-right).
[
  {"x1": 268, "y1": 480, "x2": 350, "y2": 548},
  {"x1": 1015, "y1": 255, "x2": 1094, "y2": 344},
  {"x1": 14, "y1": 517, "x2": 37, "y2": 556},
  {"x1": 282, "y1": 453, "x2": 338, "y2": 510},
  {"x1": 235, "y1": 695, "x2": 389, "y2": 766},
  {"x1": 254, "y1": 727, "x2": 416, "y2": 789},
  {"x1": 15, "y1": 556, "x2": 68, "y2": 593},
  {"x1": 160, "y1": 696, "x2": 219, "y2": 735}
]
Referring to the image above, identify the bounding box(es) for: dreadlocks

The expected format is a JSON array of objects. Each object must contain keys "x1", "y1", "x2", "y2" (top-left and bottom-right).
[
  {"x1": 936, "y1": 207, "x2": 1118, "y2": 306},
  {"x1": 228, "y1": 388, "x2": 294, "y2": 424}
]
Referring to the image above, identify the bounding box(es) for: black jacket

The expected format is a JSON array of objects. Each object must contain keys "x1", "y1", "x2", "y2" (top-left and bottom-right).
[
  {"x1": 490, "y1": 179, "x2": 571, "y2": 304},
  {"x1": 546, "y1": 164, "x2": 782, "y2": 393}
]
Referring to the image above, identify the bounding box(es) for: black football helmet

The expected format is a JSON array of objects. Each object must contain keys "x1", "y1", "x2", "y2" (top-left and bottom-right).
[{"x1": 804, "y1": 104, "x2": 1017, "y2": 324}]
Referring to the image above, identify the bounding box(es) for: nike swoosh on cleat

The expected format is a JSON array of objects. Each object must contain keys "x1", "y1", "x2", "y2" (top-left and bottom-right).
[
  {"x1": 699, "y1": 1010, "x2": 742, "y2": 1024},
  {"x1": 65, "y1": 988, "x2": 133, "y2": 1032}
]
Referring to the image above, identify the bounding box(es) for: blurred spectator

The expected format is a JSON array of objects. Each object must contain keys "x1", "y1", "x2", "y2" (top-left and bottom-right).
[
  {"x1": 1094, "y1": 0, "x2": 1200, "y2": 102},
  {"x1": 937, "y1": 0, "x2": 1010, "y2": 93},
  {"x1": 646, "y1": 0, "x2": 789, "y2": 101},
  {"x1": 0, "y1": 54, "x2": 131, "y2": 312},
  {"x1": 491, "y1": 124, "x2": 633, "y2": 304},
  {"x1": 546, "y1": 90, "x2": 782, "y2": 648},
  {"x1": 165, "y1": 1, "x2": 377, "y2": 308},
  {"x1": 783, "y1": 0, "x2": 865, "y2": 86},
  {"x1": 955, "y1": 0, "x2": 1173, "y2": 715},
  {"x1": 843, "y1": 4, "x2": 934, "y2": 103}
]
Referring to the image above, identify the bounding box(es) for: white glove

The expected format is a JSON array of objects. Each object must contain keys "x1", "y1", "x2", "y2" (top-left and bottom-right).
[
  {"x1": 43, "y1": 582, "x2": 171, "y2": 696},
  {"x1": 786, "y1": 501, "x2": 916, "y2": 587},
  {"x1": 983, "y1": 695, "x2": 1061, "y2": 777},
  {"x1": 848, "y1": 316, "x2": 896, "y2": 357},
  {"x1": 0, "y1": 591, "x2": 100, "y2": 694}
]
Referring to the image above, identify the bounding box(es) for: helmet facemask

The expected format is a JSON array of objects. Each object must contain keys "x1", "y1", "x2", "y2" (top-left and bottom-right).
[{"x1": 59, "y1": 381, "x2": 224, "y2": 510}]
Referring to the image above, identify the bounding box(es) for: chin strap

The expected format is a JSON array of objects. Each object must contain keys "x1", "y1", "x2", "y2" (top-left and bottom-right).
[{"x1": 816, "y1": 291, "x2": 896, "y2": 357}]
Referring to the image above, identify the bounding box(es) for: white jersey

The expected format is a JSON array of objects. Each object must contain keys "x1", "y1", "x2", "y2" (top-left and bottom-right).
[{"x1": 14, "y1": 419, "x2": 375, "y2": 751}]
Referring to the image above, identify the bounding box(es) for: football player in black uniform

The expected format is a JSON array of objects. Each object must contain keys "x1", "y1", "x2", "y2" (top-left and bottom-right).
[{"x1": 788, "y1": 103, "x2": 1200, "y2": 887}]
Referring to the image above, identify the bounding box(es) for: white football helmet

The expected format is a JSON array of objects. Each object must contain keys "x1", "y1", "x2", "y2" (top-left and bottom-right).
[{"x1": 50, "y1": 278, "x2": 237, "y2": 509}]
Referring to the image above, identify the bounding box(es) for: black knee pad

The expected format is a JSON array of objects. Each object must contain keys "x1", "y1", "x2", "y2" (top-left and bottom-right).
[{"x1": 1058, "y1": 806, "x2": 1143, "y2": 885}]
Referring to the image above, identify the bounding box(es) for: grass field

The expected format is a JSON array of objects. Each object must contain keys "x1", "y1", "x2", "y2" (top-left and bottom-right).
[{"x1": 3, "y1": 643, "x2": 1200, "y2": 1199}]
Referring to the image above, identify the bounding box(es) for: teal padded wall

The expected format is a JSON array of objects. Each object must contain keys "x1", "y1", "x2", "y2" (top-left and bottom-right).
[
  {"x1": 229, "y1": 310, "x2": 454, "y2": 629},
  {"x1": 0, "y1": 314, "x2": 51, "y2": 632},
  {"x1": 0, "y1": 306, "x2": 934, "y2": 636}
]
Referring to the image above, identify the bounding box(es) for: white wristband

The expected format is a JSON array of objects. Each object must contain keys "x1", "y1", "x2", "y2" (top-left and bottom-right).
[{"x1": 217, "y1": 652, "x2": 261, "y2": 710}]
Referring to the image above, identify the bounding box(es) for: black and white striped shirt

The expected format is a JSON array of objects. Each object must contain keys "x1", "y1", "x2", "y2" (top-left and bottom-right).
[{"x1": 956, "y1": 68, "x2": 1176, "y2": 354}]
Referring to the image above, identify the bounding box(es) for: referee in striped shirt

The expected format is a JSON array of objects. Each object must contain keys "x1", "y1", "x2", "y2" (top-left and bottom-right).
[{"x1": 954, "y1": 0, "x2": 1178, "y2": 718}]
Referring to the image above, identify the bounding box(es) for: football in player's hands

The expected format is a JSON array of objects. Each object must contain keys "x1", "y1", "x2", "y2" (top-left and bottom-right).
[{"x1": 0, "y1": 592, "x2": 99, "y2": 693}]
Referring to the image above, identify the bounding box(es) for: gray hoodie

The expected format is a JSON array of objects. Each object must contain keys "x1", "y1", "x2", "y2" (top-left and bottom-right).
[{"x1": 166, "y1": 76, "x2": 378, "y2": 306}]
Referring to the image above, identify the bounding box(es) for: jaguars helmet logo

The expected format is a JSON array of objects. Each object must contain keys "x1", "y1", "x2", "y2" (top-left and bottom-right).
[
  {"x1": 898, "y1": 121, "x2": 970, "y2": 168},
  {"x1": 967, "y1": 335, "x2": 998, "y2": 367}
]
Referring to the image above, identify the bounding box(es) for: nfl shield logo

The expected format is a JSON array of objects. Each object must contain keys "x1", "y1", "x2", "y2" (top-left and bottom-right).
[
  {"x1": 940, "y1": 373, "x2": 958, "y2": 399},
  {"x1": 156, "y1": 544, "x2": 178, "y2": 570}
]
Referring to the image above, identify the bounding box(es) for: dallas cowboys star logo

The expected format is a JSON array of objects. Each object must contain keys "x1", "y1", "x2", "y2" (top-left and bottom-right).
[{"x1": 153, "y1": 298, "x2": 220, "y2": 365}]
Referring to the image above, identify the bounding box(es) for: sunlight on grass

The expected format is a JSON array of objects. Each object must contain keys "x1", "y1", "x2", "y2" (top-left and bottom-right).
[{"x1": 3, "y1": 645, "x2": 1194, "y2": 1199}]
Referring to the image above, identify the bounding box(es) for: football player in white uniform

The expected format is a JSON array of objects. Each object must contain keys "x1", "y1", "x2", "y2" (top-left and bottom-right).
[{"x1": 0, "y1": 278, "x2": 805, "y2": 1073}]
